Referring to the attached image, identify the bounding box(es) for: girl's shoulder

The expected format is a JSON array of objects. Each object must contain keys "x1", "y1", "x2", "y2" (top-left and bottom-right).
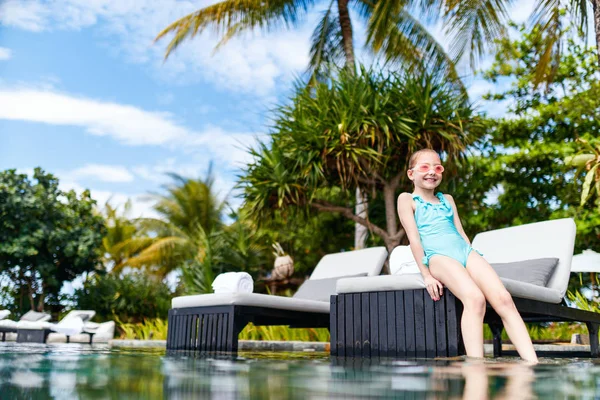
[{"x1": 397, "y1": 192, "x2": 416, "y2": 209}]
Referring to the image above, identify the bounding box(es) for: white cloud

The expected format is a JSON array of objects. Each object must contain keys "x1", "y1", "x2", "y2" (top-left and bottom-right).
[
  {"x1": 0, "y1": 0, "x2": 312, "y2": 96},
  {"x1": 0, "y1": 47, "x2": 13, "y2": 61},
  {"x1": 69, "y1": 164, "x2": 135, "y2": 183},
  {"x1": 0, "y1": 86, "x2": 264, "y2": 168},
  {"x1": 0, "y1": 87, "x2": 189, "y2": 145}
]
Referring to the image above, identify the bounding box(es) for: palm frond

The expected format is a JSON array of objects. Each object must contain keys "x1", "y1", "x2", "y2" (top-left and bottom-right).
[
  {"x1": 444, "y1": 0, "x2": 513, "y2": 68},
  {"x1": 307, "y1": 1, "x2": 346, "y2": 83},
  {"x1": 529, "y1": 0, "x2": 562, "y2": 84},
  {"x1": 365, "y1": 7, "x2": 463, "y2": 89},
  {"x1": 155, "y1": 0, "x2": 315, "y2": 58}
]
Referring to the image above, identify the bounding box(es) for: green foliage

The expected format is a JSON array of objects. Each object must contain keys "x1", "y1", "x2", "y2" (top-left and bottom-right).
[
  {"x1": 239, "y1": 323, "x2": 330, "y2": 342},
  {"x1": 118, "y1": 318, "x2": 168, "y2": 340},
  {"x1": 0, "y1": 168, "x2": 105, "y2": 314},
  {"x1": 450, "y1": 28, "x2": 600, "y2": 259},
  {"x1": 101, "y1": 201, "x2": 140, "y2": 273},
  {"x1": 73, "y1": 273, "x2": 172, "y2": 323},
  {"x1": 241, "y1": 66, "x2": 480, "y2": 249},
  {"x1": 566, "y1": 137, "x2": 600, "y2": 209}
]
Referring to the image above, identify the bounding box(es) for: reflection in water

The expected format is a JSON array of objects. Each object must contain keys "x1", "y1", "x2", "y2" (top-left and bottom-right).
[{"x1": 1, "y1": 343, "x2": 600, "y2": 399}]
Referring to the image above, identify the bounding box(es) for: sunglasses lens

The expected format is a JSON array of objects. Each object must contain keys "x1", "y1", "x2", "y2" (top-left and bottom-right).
[
  {"x1": 434, "y1": 165, "x2": 444, "y2": 173},
  {"x1": 417, "y1": 165, "x2": 430, "y2": 172}
]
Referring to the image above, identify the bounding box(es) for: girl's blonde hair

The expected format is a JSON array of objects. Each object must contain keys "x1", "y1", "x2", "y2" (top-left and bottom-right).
[{"x1": 408, "y1": 149, "x2": 439, "y2": 169}]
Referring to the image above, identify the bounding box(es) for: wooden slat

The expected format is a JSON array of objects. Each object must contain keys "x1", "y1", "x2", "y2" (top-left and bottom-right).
[
  {"x1": 191, "y1": 315, "x2": 198, "y2": 351},
  {"x1": 345, "y1": 294, "x2": 354, "y2": 357},
  {"x1": 216, "y1": 313, "x2": 223, "y2": 351},
  {"x1": 395, "y1": 291, "x2": 406, "y2": 358},
  {"x1": 185, "y1": 315, "x2": 192, "y2": 350},
  {"x1": 353, "y1": 294, "x2": 362, "y2": 354},
  {"x1": 404, "y1": 290, "x2": 416, "y2": 358},
  {"x1": 338, "y1": 294, "x2": 346, "y2": 358},
  {"x1": 200, "y1": 314, "x2": 208, "y2": 352},
  {"x1": 225, "y1": 309, "x2": 235, "y2": 352},
  {"x1": 446, "y1": 293, "x2": 460, "y2": 356},
  {"x1": 206, "y1": 314, "x2": 214, "y2": 352},
  {"x1": 211, "y1": 314, "x2": 218, "y2": 351},
  {"x1": 414, "y1": 290, "x2": 426, "y2": 358},
  {"x1": 369, "y1": 293, "x2": 379, "y2": 357},
  {"x1": 424, "y1": 291, "x2": 437, "y2": 358},
  {"x1": 361, "y1": 293, "x2": 370, "y2": 358},
  {"x1": 330, "y1": 295, "x2": 337, "y2": 356},
  {"x1": 378, "y1": 292, "x2": 388, "y2": 357},
  {"x1": 435, "y1": 293, "x2": 448, "y2": 357},
  {"x1": 175, "y1": 316, "x2": 183, "y2": 350},
  {"x1": 386, "y1": 292, "x2": 396, "y2": 358}
]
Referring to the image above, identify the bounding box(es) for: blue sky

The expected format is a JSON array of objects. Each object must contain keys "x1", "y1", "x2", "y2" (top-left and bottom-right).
[{"x1": 0, "y1": 0, "x2": 536, "y2": 218}]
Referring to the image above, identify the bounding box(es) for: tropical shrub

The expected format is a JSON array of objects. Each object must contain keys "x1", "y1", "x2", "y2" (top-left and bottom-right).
[{"x1": 73, "y1": 273, "x2": 172, "y2": 323}]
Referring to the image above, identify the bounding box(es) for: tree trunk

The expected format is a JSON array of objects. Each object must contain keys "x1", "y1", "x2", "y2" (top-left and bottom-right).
[
  {"x1": 354, "y1": 188, "x2": 368, "y2": 249},
  {"x1": 337, "y1": 0, "x2": 355, "y2": 73},
  {"x1": 593, "y1": 0, "x2": 600, "y2": 67},
  {"x1": 337, "y1": 0, "x2": 367, "y2": 248},
  {"x1": 383, "y1": 184, "x2": 398, "y2": 237}
]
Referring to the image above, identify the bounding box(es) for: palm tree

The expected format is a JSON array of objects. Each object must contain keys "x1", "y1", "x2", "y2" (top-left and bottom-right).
[
  {"x1": 101, "y1": 200, "x2": 138, "y2": 273},
  {"x1": 154, "y1": 0, "x2": 479, "y2": 248},
  {"x1": 122, "y1": 171, "x2": 228, "y2": 281}
]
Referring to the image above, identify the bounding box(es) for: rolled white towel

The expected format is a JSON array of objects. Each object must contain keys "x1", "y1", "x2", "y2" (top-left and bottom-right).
[
  {"x1": 211, "y1": 272, "x2": 254, "y2": 294},
  {"x1": 50, "y1": 316, "x2": 84, "y2": 336}
]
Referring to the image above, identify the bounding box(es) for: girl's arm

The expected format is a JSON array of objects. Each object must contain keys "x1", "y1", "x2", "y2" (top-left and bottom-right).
[
  {"x1": 397, "y1": 193, "x2": 443, "y2": 300},
  {"x1": 444, "y1": 194, "x2": 471, "y2": 244}
]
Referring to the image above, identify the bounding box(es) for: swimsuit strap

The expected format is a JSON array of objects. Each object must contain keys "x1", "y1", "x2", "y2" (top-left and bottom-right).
[{"x1": 412, "y1": 193, "x2": 446, "y2": 207}]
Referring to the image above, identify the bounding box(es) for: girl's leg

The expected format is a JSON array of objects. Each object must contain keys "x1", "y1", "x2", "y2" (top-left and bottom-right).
[
  {"x1": 429, "y1": 255, "x2": 487, "y2": 358},
  {"x1": 465, "y1": 252, "x2": 538, "y2": 362}
]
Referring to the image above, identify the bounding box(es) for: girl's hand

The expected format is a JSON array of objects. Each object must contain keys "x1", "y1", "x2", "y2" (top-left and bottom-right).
[{"x1": 424, "y1": 275, "x2": 443, "y2": 301}]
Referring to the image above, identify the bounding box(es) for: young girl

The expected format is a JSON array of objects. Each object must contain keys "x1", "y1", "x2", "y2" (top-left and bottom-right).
[{"x1": 397, "y1": 148, "x2": 538, "y2": 362}]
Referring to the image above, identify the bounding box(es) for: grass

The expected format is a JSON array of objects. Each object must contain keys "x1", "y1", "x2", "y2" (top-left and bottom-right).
[{"x1": 117, "y1": 319, "x2": 329, "y2": 342}]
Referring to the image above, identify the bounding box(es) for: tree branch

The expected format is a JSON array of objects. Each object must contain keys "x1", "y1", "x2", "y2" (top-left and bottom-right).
[{"x1": 310, "y1": 200, "x2": 390, "y2": 240}]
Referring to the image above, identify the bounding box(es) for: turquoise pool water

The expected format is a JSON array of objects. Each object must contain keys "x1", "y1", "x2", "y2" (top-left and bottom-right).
[{"x1": 1, "y1": 343, "x2": 600, "y2": 399}]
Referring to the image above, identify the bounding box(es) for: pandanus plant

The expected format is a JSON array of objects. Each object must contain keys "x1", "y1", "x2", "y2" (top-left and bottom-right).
[{"x1": 566, "y1": 137, "x2": 600, "y2": 208}]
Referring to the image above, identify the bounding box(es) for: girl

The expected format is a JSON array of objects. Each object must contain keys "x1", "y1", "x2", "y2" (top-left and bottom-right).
[{"x1": 397, "y1": 148, "x2": 538, "y2": 362}]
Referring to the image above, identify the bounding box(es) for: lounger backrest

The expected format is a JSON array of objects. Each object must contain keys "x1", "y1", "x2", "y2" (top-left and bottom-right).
[
  {"x1": 20, "y1": 310, "x2": 51, "y2": 322},
  {"x1": 308, "y1": 246, "x2": 388, "y2": 280},
  {"x1": 61, "y1": 310, "x2": 96, "y2": 324},
  {"x1": 472, "y1": 218, "x2": 576, "y2": 298}
]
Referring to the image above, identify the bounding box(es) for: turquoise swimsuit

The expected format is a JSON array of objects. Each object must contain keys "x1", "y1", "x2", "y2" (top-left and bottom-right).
[{"x1": 413, "y1": 192, "x2": 481, "y2": 267}]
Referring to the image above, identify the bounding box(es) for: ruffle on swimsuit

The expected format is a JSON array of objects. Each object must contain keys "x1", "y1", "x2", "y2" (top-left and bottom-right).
[{"x1": 413, "y1": 192, "x2": 482, "y2": 268}]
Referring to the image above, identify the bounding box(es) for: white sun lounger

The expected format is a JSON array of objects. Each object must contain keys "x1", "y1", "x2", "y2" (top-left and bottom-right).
[
  {"x1": 167, "y1": 247, "x2": 388, "y2": 353},
  {"x1": 332, "y1": 218, "x2": 600, "y2": 358},
  {"x1": 0, "y1": 311, "x2": 51, "y2": 341}
]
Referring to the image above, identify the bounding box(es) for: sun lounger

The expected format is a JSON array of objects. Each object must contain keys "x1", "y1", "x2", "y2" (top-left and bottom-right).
[
  {"x1": 0, "y1": 311, "x2": 51, "y2": 342},
  {"x1": 14, "y1": 310, "x2": 97, "y2": 344},
  {"x1": 167, "y1": 247, "x2": 389, "y2": 353},
  {"x1": 0, "y1": 310, "x2": 10, "y2": 320},
  {"x1": 332, "y1": 218, "x2": 600, "y2": 358}
]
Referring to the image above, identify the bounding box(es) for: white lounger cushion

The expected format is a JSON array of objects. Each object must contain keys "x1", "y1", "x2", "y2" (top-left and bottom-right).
[
  {"x1": 337, "y1": 219, "x2": 575, "y2": 304},
  {"x1": 337, "y1": 274, "x2": 425, "y2": 293},
  {"x1": 172, "y1": 293, "x2": 330, "y2": 313},
  {"x1": 336, "y1": 274, "x2": 563, "y2": 303},
  {"x1": 472, "y1": 218, "x2": 575, "y2": 299}
]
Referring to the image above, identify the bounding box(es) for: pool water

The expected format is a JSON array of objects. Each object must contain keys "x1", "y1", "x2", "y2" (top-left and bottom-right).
[{"x1": 1, "y1": 343, "x2": 600, "y2": 399}]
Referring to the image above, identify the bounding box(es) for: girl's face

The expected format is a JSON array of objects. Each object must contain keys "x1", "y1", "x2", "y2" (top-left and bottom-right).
[{"x1": 408, "y1": 152, "x2": 444, "y2": 190}]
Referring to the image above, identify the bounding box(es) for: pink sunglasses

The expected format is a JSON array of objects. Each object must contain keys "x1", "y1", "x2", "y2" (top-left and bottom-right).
[{"x1": 411, "y1": 164, "x2": 445, "y2": 174}]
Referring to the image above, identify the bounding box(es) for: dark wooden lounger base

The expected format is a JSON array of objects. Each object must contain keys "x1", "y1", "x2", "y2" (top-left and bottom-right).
[
  {"x1": 330, "y1": 289, "x2": 465, "y2": 358},
  {"x1": 332, "y1": 289, "x2": 600, "y2": 358},
  {"x1": 166, "y1": 305, "x2": 330, "y2": 353}
]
